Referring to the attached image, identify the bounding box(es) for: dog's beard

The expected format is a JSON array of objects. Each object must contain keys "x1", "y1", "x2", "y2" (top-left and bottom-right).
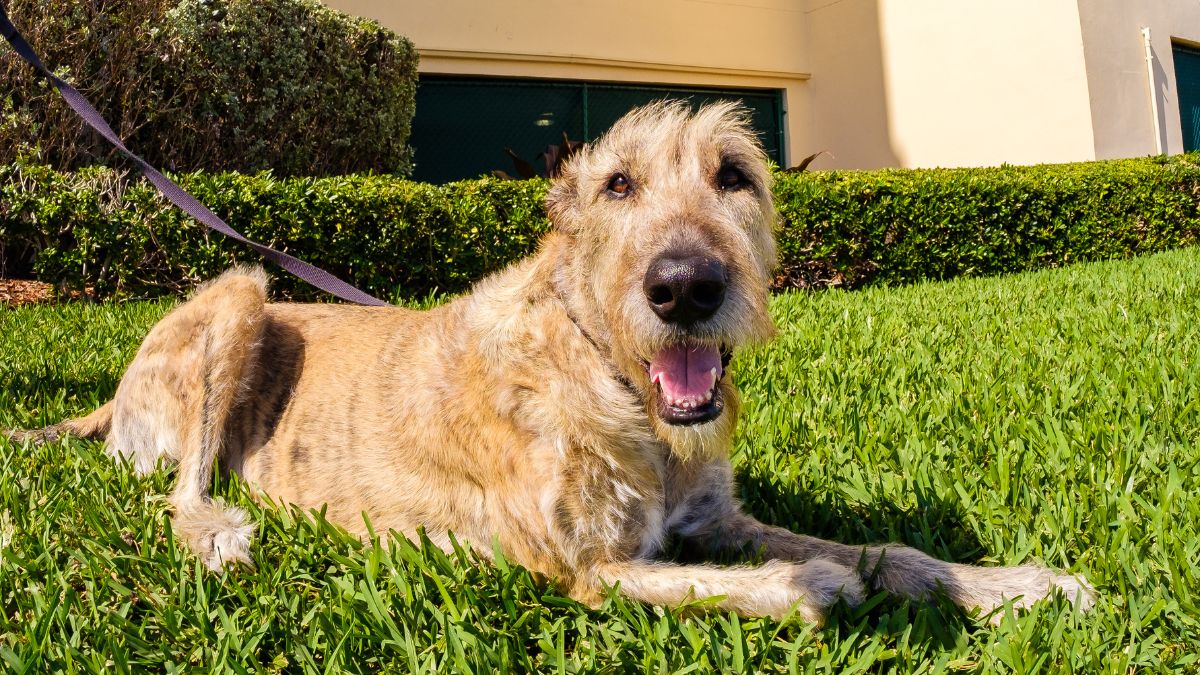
[{"x1": 649, "y1": 379, "x2": 741, "y2": 463}]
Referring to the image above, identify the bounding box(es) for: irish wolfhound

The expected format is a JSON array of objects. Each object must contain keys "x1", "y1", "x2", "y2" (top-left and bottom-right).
[{"x1": 10, "y1": 102, "x2": 1092, "y2": 622}]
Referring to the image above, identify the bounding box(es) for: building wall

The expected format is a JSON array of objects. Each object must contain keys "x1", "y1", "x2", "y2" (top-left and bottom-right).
[
  {"x1": 1076, "y1": 0, "x2": 1200, "y2": 159},
  {"x1": 804, "y1": 0, "x2": 900, "y2": 169},
  {"x1": 322, "y1": 0, "x2": 812, "y2": 165},
  {"x1": 808, "y1": 0, "x2": 1097, "y2": 169},
  {"x1": 323, "y1": 0, "x2": 1199, "y2": 170}
]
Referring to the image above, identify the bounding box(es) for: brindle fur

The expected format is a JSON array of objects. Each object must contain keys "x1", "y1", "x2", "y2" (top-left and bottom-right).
[{"x1": 9, "y1": 103, "x2": 1093, "y2": 623}]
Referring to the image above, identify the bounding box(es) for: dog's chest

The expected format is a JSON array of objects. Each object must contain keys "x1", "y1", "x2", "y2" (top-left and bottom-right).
[{"x1": 549, "y1": 443, "x2": 670, "y2": 561}]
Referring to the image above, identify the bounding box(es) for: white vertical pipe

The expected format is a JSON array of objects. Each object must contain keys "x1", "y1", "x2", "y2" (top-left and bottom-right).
[{"x1": 1142, "y1": 27, "x2": 1166, "y2": 154}]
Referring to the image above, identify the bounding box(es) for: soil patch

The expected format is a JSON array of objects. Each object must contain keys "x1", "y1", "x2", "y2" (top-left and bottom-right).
[{"x1": 0, "y1": 278, "x2": 55, "y2": 307}]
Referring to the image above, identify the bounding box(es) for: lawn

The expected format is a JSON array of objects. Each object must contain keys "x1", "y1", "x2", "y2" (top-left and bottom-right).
[{"x1": 2, "y1": 247, "x2": 1198, "y2": 673}]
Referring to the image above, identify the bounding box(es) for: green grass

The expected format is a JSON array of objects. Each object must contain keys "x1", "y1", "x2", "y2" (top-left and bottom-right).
[{"x1": 3, "y1": 247, "x2": 1200, "y2": 673}]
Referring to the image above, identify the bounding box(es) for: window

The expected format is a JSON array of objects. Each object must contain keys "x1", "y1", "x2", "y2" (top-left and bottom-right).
[
  {"x1": 1173, "y1": 42, "x2": 1200, "y2": 152},
  {"x1": 409, "y1": 76, "x2": 785, "y2": 183}
]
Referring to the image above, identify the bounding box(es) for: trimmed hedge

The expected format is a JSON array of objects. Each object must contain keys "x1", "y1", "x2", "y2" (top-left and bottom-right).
[
  {"x1": 0, "y1": 0, "x2": 417, "y2": 176},
  {"x1": 0, "y1": 164, "x2": 548, "y2": 300},
  {"x1": 2, "y1": 155, "x2": 1200, "y2": 301},
  {"x1": 775, "y1": 156, "x2": 1200, "y2": 288}
]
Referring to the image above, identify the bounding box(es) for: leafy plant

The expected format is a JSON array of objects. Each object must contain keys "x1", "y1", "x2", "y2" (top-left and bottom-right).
[
  {"x1": 493, "y1": 132, "x2": 584, "y2": 180},
  {"x1": 782, "y1": 150, "x2": 831, "y2": 173},
  {"x1": 0, "y1": 0, "x2": 418, "y2": 176}
]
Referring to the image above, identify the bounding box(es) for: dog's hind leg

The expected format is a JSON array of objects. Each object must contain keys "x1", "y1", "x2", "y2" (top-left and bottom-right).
[
  {"x1": 8, "y1": 269, "x2": 266, "y2": 570},
  {"x1": 156, "y1": 269, "x2": 267, "y2": 571},
  {"x1": 92, "y1": 268, "x2": 267, "y2": 569}
]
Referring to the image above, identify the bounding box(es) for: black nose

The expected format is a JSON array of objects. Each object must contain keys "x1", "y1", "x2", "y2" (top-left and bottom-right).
[{"x1": 643, "y1": 254, "x2": 727, "y2": 325}]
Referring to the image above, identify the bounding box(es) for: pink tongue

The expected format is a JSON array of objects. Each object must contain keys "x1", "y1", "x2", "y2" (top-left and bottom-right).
[{"x1": 649, "y1": 344, "x2": 722, "y2": 404}]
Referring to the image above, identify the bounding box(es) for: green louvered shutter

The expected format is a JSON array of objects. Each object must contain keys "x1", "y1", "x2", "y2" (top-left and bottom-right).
[{"x1": 1174, "y1": 43, "x2": 1200, "y2": 152}]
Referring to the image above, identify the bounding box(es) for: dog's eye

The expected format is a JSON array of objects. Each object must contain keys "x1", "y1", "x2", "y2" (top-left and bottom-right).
[
  {"x1": 717, "y1": 165, "x2": 746, "y2": 191},
  {"x1": 606, "y1": 174, "x2": 631, "y2": 196}
]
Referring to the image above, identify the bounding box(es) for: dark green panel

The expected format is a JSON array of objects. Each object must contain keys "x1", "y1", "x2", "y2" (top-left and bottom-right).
[
  {"x1": 410, "y1": 76, "x2": 784, "y2": 184},
  {"x1": 583, "y1": 83, "x2": 784, "y2": 162},
  {"x1": 411, "y1": 80, "x2": 584, "y2": 184},
  {"x1": 1174, "y1": 43, "x2": 1200, "y2": 152}
]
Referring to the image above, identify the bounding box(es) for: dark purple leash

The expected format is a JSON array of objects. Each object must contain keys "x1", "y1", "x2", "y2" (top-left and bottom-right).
[{"x1": 0, "y1": 4, "x2": 390, "y2": 306}]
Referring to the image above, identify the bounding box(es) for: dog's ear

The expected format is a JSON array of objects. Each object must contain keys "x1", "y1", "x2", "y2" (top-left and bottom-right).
[{"x1": 545, "y1": 168, "x2": 579, "y2": 234}]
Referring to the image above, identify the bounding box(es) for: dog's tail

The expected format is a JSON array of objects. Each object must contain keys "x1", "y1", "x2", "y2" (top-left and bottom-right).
[{"x1": 6, "y1": 400, "x2": 114, "y2": 444}]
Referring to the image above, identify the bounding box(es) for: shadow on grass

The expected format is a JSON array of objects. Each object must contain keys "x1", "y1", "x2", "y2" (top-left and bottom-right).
[
  {"x1": 736, "y1": 468, "x2": 989, "y2": 563},
  {"x1": 667, "y1": 467, "x2": 997, "y2": 645}
]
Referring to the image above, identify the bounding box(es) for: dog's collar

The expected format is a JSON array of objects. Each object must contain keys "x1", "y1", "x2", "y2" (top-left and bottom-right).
[{"x1": 550, "y1": 272, "x2": 645, "y2": 405}]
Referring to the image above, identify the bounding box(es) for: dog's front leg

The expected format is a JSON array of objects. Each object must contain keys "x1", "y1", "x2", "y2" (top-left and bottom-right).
[
  {"x1": 693, "y1": 510, "x2": 1094, "y2": 618},
  {"x1": 587, "y1": 557, "x2": 864, "y2": 623}
]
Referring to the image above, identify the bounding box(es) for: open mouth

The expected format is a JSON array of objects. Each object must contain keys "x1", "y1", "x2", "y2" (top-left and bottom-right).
[{"x1": 645, "y1": 342, "x2": 733, "y2": 425}]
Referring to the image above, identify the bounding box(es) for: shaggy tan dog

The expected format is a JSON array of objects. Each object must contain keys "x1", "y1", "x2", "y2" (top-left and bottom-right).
[{"x1": 11, "y1": 102, "x2": 1092, "y2": 623}]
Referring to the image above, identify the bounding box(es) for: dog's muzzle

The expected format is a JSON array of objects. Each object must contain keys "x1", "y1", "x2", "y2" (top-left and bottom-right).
[{"x1": 642, "y1": 253, "x2": 733, "y2": 425}]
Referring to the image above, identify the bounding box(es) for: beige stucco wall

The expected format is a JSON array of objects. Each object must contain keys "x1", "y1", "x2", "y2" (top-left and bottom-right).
[
  {"x1": 323, "y1": 0, "x2": 1199, "y2": 170},
  {"x1": 805, "y1": 0, "x2": 1200, "y2": 167},
  {"x1": 808, "y1": 0, "x2": 1097, "y2": 169},
  {"x1": 323, "y1": 0, "x2": 812, "y2": 165},
  {"x1": 1077, "y1": 0, "x2": 1200, "y2": 159}
]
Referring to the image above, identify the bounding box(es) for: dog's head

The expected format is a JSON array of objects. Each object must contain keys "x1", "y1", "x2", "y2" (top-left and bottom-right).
[{"x1": 546, "y1": 101, "x2": 778, "y2": 458}]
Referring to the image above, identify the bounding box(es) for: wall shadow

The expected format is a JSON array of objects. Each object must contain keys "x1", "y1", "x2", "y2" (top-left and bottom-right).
[{"x1": 804, "y1": 0, "x2": 902, "y2": 169}]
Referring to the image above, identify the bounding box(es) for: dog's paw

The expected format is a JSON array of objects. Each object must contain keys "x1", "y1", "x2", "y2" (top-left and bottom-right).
[
  {"x1": 172, "y1": 501, "x2": 256, "y2": 571},
  {"x1": 768, "y1": 558, "x2": 865, "y2": 624},
  {"x1": 1045, "y1": 569, "x2": 1096, "y2": 612},
  {"x1": 1006, "y1": 564, "x2": 1096, "y2": 612},
  {"x1": 204, "y1": 517, "x2": 255, "y2": 571},
  {"x1": 967, "y1": 564, "x2": 1096, "y2": 624}
]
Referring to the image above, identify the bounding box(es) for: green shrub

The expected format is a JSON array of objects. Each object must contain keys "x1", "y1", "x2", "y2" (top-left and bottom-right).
[
  {"x1": 774, "y1": 155, "x2": 1200, "y2": 288},
  {"x1": 2, "y1": 155, "x2": 1200, "y2": 301},
  {"x1": 0, "y1": 0, "x2": 417, "y2": 176},
  {"x1": 0, "y1": 164, "x2": 549, "y2": 299}
]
